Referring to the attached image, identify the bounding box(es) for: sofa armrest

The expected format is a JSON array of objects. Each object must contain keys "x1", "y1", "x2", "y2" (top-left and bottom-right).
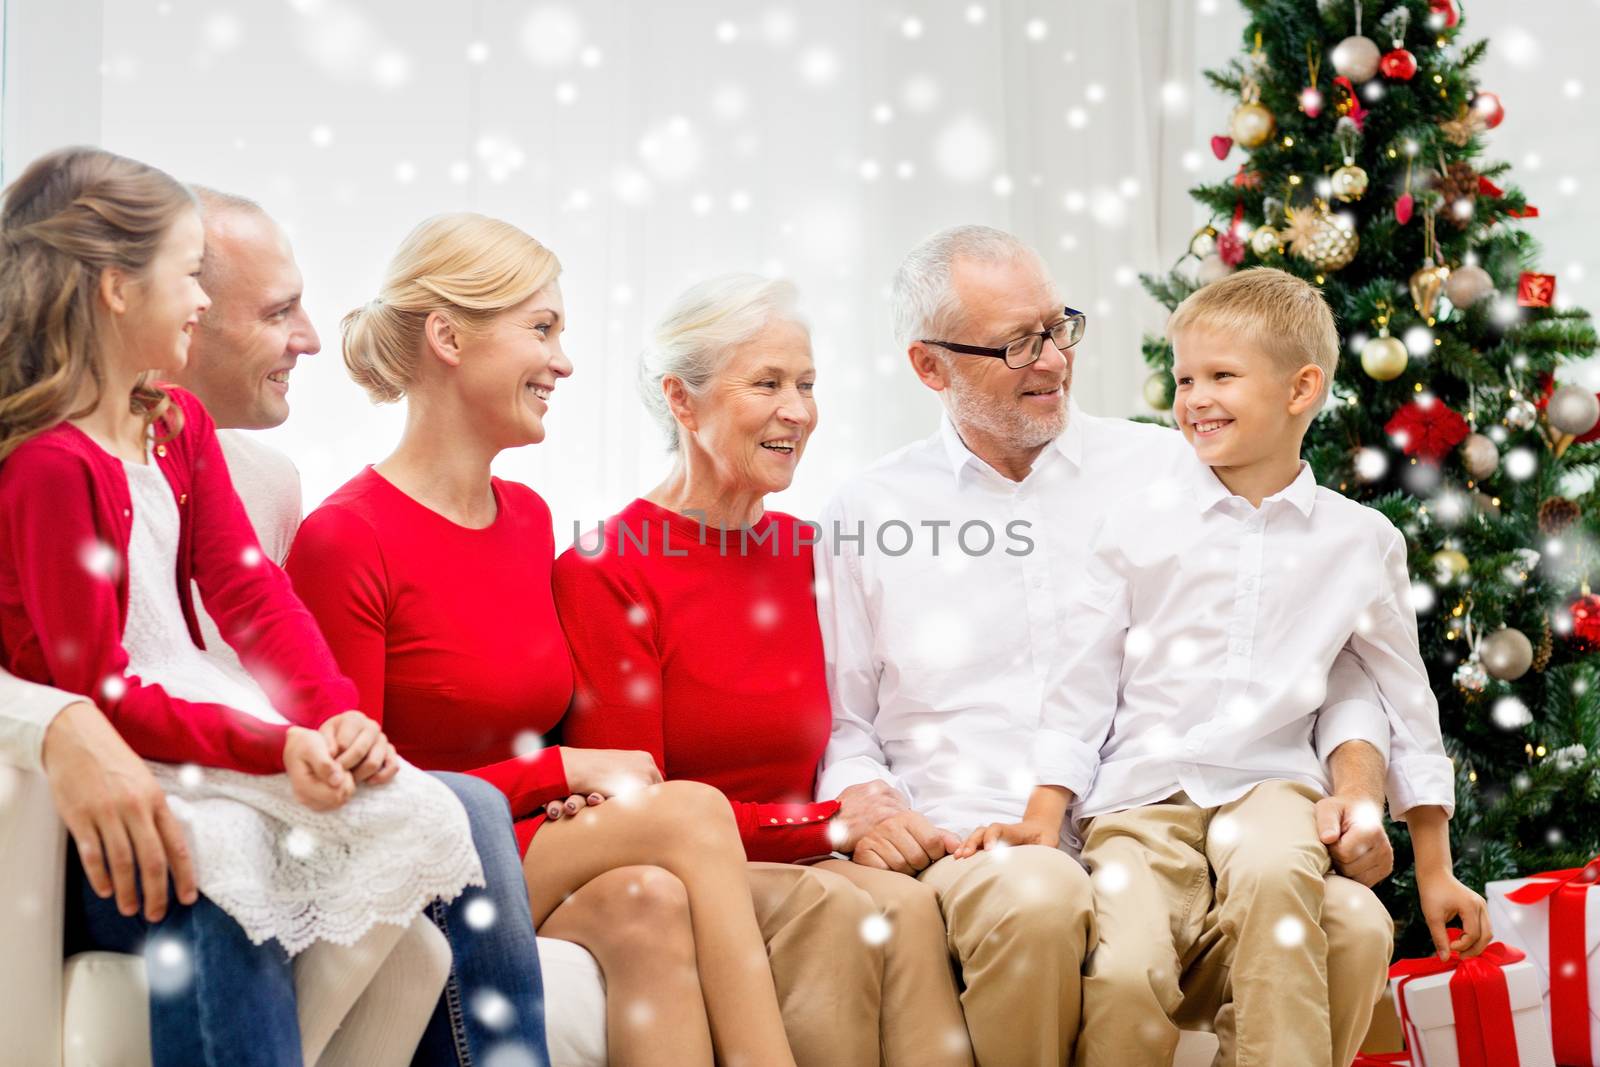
[{"x1": 0, "y1": 766, "x2": 69, "y2": 1064}]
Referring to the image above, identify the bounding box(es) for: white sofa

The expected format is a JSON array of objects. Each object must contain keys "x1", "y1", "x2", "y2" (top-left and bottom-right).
[{"x1": 3, "y1": 764, "x2": 1219, "y2": 1067}]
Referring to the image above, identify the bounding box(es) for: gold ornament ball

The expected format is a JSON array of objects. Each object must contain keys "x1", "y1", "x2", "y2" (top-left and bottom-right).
[
  {"x1": 1547, "y1": 384, "x2": 1600, "y2": 436},
  {"x1": 1409, "y1": 263, "x2": 1451, "y2": 320},
  {"x1": 1189, "y1": 227, "x2": 1218, "y2": 259},
  {"x1": 1444, "y1": 264, "x2": 1494, "y2": 308},
  {"x1": 1197, "y1": 253, "x2": 1235, "y2": 286},
  {"x1": 1331, "y1": 35, "x2": 1382, "y2": 82},
  {"x1": 1297, "y1": 211, "x2": 1359, "y2": 271},
  {"x1": 1229, "y1": 102, "x2": 1276, "y2": 148},
  {"x1": 1143, "y1": 371, "x2": 1175, "y2": 411},
  {"x1": 1431, "y1": 548, "x2": 1470, "y2": 584},
  {"x1": 1250, "y1": 225, "x2": 1282, "y2": 256},
  {"x1": 1460, "y1": 433, "x2": 1499, "y2": 479},
  {"x1": 1360, "y1": 333, "x2": 1409, "y2": 381},
  {"x1": 1331, "y1": 164, "x2": 1369, "y2": 202},
  {"x1": 1480, "y1": 628, "x2": 1534, "y2": 681}
]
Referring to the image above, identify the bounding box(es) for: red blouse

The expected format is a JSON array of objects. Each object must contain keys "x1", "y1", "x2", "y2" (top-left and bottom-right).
[
  {"x1": 0, "y1": 388, "x2": 356, "y2": 772},
  {"x1": 285, "y1": 467, "x2": 575, "y2": 849},
  {"x1": 553, "y1": 498, "x2": 840, "y2": 863}
]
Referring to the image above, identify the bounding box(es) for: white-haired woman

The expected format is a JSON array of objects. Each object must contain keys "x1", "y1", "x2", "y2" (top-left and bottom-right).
[
  {"x1": 286, "y1": 217, "x2": 798, "y2": 1067},
  {"x1": 554, "y1": 274, "x2": 974, "y2": 1066}
]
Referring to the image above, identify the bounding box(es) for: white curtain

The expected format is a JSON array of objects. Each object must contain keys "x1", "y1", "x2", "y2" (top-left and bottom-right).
[{"x1": 5, "y1": 0, "x2": 1592, "y2": 538}]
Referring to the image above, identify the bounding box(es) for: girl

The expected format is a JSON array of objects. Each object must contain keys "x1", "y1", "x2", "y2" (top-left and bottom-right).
[{"x1": 0, "y1": 147, "x2": 481, "y2": 1065}]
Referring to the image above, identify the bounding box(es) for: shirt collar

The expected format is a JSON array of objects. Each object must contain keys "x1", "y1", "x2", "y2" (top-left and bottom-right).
[
  {"x1": 937, "y1": 400, "x2": 1084, "y2": 489},
  {"x1": 1191, "y1": 456, "x2": 1318, "y2": 518}
]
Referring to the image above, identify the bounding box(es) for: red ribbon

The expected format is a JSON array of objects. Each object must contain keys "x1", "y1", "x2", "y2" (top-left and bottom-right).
[
  {"x1": 1387, "y1": 938, "x2": 1528, "y2": 1067},
  {"x1": 1505, "y1": 857, "x2": 1600, "y2": 1066},
  {"x1": 1477, "y1": 175, "x2": 1541, "y2": 218},
  {"x1": 1333, "y1": 75, "x2": 1368, "y2": 131}
]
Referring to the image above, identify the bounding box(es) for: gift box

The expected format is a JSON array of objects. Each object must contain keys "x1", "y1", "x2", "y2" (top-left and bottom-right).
[
  {"x1": 1369, "y1": 939, "x2": 1556, "y2": 1067},
  {"x1": 1488, "y1": 859, "x2": 1600, "y2": 1066}
]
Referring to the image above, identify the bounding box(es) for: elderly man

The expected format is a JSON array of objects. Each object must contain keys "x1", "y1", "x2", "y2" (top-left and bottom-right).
[{"x1": 814, "y1": 225, "x2": 1396, "y2": 1066}]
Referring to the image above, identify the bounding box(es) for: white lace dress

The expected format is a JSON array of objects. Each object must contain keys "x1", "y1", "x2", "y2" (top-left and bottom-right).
[{"x1": 120, "y1": 460, "x2": 483, "y2": 956}]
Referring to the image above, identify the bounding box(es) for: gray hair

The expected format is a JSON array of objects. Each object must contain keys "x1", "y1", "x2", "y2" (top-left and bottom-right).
[
  {"x1": 890, "y1": 225, "x2": 1044, "y2": 350},
  {"x1": 639, "y1": 273, "x2": 807, "y2": 452},
  {"x1": 189, "y1": 184, "x2": 265, "y2": 220}
]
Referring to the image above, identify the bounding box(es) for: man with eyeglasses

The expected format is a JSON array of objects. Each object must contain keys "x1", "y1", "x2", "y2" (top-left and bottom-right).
[{"x1": 811, "y1": 225, "x2": 1398, "y2": 1065}]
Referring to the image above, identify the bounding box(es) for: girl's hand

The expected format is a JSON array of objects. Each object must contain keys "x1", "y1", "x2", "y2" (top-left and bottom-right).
[
  {"x1": 545, "y1": 792, "x2": 606, "y2": 822},
  {"x1": 954, "y1": 818, "x2": 1060, "y2": 859},
  {"x1": 284, "y1": 726, "x2": 354, "y2": 811},
  {"x1": 1416, "y1": 869, "x2": 1492, "y2": 959},
  {"x1": 318, "y1": 711, "x2": 398, "y2": 784},
  {"x1": 560, "y1": 748, "x2": 663, "y2": 799}
]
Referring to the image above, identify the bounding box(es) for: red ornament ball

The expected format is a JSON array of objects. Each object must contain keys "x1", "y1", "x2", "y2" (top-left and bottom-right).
[
  {"x1": 1572, "y1": 594, "x2": 1600, "y2": 651},
  {"x1": 1471, "y1": 92, "x2": 1505, "y2": 129},
  {"x1": 1380, "y1": 49, "x2": 1417, "y2": 81},
  {"x1": 1429, "y1": 0, "x2": 1461, "y2": 28}
]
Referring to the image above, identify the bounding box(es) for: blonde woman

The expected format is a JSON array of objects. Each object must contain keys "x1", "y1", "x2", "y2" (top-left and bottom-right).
[{"x1": 286, "y1": 214, "x2": 798, "y2": 1067}]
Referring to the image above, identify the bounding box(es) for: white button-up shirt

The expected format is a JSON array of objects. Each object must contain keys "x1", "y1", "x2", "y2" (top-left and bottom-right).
[
  {"x1": 813, "y1": 405, "x2": 1393, "y2": 840},
  {"x1": 1041, "y1": 454, "x2": 1454, "y2": 829}
]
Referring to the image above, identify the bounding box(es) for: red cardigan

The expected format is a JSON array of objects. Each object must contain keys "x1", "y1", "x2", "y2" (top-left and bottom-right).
[
  {"x1": 553, "y1": 498, "x2": 840, "y2": 863},
  {"x1": 0, "y1": 388, "x2": 357, "y2": 772},
  {"x1": 285, "y1": 467, "x2": 574, "y2": 851}
]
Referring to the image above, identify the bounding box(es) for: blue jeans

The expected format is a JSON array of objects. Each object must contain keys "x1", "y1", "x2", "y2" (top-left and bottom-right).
[
  {"x1": 72, "y1": 860, "x2": 302, "y2": 1066},
  {"x1": 417, "y1": 772, "x2": 551, "y2": 1067}
]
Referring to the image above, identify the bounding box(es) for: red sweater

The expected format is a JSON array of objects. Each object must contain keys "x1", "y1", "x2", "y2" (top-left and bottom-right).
[
  {"x1": 285, "y1": 467, "x2": 574, "y2": 849},
  {"x1": 0, "y1": 388, "x2": 356, "y2": 772},
  {"x1": 553, "y1": 498, "x2": 840, "y2": 863}
]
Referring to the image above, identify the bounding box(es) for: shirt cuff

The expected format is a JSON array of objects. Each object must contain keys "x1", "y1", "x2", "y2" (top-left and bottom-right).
[
  {"x1": 1314, "y1": 699, "x2": 1393, "y2": 768},
  {"x1": 815, "y1": 756, "x2": 911, "y2": 805},
  {"x1": 1386, "y1": 755, "x2": 1456, "y2": 819},
  {"x1": 0, "y1": 681, "x2": 79, "y2": 772},
  {"x1": 1031, "y1": 729, "x2": 1099, "y2": 797}
]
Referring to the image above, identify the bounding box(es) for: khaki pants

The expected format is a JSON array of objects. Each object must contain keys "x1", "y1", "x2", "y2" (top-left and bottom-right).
[
  {"x1": 750, "y1": 859, "x2": 973, "y2": 1067},
  {"x1": 1076, "y1": 781, "x2": 1385, "y2": 1067},
  {"x1": 920, "y1": 844, "x2": 1098, "y2": 1067}
]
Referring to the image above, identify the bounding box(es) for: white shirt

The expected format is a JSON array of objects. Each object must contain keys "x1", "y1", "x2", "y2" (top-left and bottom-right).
[
  {"x1": 1042, "y1": 454, "x2": 1454, "y2": 829},
  {"x1": 813, "y1": 405, "x2": 1392, "y2": 840}
]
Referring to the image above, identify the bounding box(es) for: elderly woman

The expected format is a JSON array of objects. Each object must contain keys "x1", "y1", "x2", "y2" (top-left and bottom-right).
[
  {"x1": 553, "y1": 275, "x2": 973, "y2": 1067},
  {"x1": 286, "y1": 217, "x2": 798, "y2": 1067}
]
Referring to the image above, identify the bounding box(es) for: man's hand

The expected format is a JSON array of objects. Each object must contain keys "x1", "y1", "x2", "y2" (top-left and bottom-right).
[
  {"x1": 42, "y1": 701, "x2": 198, "y2": 923},
  {"x1": 851, "y1": 809, "x2": 961, "y2": 875},
  {"x1": 318, "y1": 711, "x2": 398, "y2": 785},
  {"x1": 284, "y1": 726, "x2": 354, "y2": 812},
  {"x1": 1315, "y1": 793, "x2": 1394, "y2": 887},
  {"x1": 828, "y1": 780, "x2": 909, "y2": 853},
  {"x1": 1417, "y1": 869, "x2": 1491, "y2": 960}
]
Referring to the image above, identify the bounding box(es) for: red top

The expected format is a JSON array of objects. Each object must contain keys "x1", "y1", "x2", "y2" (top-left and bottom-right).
[
  {"x1": 553, "y1": 498, "x2": 840, "y2": 863},
  {"x1": 285, "y1": 466, "x2": 574, "y2": 849},
  {"x1": 0, "y1": 387, "x2": 356, "y2": 772}
]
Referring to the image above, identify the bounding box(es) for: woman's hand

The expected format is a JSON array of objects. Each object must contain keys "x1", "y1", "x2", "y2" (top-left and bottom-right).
[
  {"x1": 954, "y1": 817, "x2": 1060, "y2": 859},
  {"x1": 284, "y1": 726, "x2": 354, "y2": 811},
  {"x1": 544, "y1": 792, "x2": 607, "y2": 822},
  {"x1": 318, "y1": 710, "x2": 399, "y2": 785},
  {"x1": 559, "y1": 748, "x2": 663, "y2": 800}
]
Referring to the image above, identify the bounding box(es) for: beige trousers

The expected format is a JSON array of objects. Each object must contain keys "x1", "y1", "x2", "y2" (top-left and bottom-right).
[
  {"x1": 920, "y1": 844, "x2": 1098, "y2": 1067},
  {"x1": 1076, "y1": 781, "x2": 1386, "y2": 1067},
  {"x1": 750, "y1": 859, "x2": 973, "y2": 1067}
]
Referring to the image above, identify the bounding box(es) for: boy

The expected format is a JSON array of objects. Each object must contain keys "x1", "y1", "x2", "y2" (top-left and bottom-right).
[{"x1": 957, "y1": 267, "x2": 1488, "y2": 1066}]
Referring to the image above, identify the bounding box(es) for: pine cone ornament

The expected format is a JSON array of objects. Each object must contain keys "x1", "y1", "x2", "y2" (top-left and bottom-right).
[
  {"x1": 1538, "y1": 495, "x2": 1581, "y2": 536},
  {"x1": 1533, "y1": 617, "x2": 1553, "y2": 672},
  {"x1": 1436, "y1": 162, "x2": 1478, "y2": 228}
]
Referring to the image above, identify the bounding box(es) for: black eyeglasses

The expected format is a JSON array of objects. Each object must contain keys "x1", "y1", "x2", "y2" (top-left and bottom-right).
[{"x1": 921, "y1": 307, "x2": 1087, "y2": 370}]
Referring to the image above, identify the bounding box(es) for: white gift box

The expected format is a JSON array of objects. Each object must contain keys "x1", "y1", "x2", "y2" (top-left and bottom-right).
[
  {"x1": 1389, "y1": 955, "x2": 1555, "y2": 1067},
  {"x1": 1488, "y1": 874, "x2": 1600, "y2": 1065}
]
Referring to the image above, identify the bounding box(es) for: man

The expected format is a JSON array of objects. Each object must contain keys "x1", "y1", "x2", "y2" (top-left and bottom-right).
[
  {"x1": 62, "y1": 187, "x2": 551, "y2": 1067},
  {"x1": 815, "y1": 225, "x2": 1396, "y2": 1066}
]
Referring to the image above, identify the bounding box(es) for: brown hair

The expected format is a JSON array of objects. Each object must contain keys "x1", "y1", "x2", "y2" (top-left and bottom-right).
[
  {"x1": 1167, "y1": 266, "x2": 1341, "y2": 407},
  {"x1": 0, "y1": 146, "x2": 196, "y2": 460},
  {"x1": 342, "y1": 212, "x2": 561, "y2": 403}
]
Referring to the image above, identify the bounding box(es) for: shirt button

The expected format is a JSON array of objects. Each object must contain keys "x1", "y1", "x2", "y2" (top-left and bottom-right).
[
  {"x1": 786, "y1": 818, "x2": 795, "y2": 823},
  {"x1": 769, "y1": 818, "x2": 779, "y2": 824},
  {"x1": 155, "y1": 445, "x2": 167, "y2": 457},
  {"x1": 179, "y1": 493, "x2": 188, "y2": 505}
]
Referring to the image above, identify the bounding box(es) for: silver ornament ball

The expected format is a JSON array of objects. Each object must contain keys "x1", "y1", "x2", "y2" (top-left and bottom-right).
[
  {"x1": 1250, "y1": 225, "x2": 1282, "y2": 256},
  {"x1": 1480, "y1": 627, "x2": 1534, "y2": 681},
  {"x1": 1460, "y1": 433, "x2": 1499, "y2": 480},
  {"x1": 1505, "y1": 399, "x2": 1538, "y2": 430},
  {"x1": 1453, "y1": 658, "x2": 1489, "y2": 694},
  {"x1": 1548, "y1": 384, "x2": 1600, "y2": 436},
  {"x1": 1444, "y1": 264, "x2": 1494, "y2": 308},
  {"x1": 1331, "y1": 35, "x2": 1382, "y2": 82}
]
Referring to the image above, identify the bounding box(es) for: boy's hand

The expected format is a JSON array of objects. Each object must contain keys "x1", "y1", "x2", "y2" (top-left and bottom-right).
[
  {"x1": 1417, "y1": 869, "x2": 1491, "y2": 960},
  {"x1": 954, "y1": 817, "x2": 1059, "y2": 858},
  {"x1": 318, "y1": 711, "x2": 399, "y2": 784},
  {"x1": 284, "y1": 726, "x2": 354, "y2": 811}
]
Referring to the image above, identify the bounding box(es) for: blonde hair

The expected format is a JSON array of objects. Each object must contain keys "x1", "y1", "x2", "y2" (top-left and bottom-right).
[
  {"x1": 341, "y1": 213, "x2": 561, "y2": 403},
  {"x1": 1167, "y1": 266, "x2": 1340, "y2": 405},
  {"x1": 639, "y1": 273, "x2": 806, "y2": 452},
  {"x1": 0, "y1": 147, "x2": 195, "y2": 461}
]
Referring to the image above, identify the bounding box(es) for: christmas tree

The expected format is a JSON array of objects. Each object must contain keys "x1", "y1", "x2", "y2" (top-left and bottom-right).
[{"x1": 1139, "y1": 0, "x2": 1600, "y2": 955}]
